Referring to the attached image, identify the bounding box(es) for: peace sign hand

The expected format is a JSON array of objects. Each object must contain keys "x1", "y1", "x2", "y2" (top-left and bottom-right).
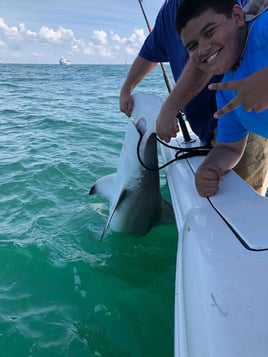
[{"x1": 208, "y1": 67, "x2": 268, "y2": 118}]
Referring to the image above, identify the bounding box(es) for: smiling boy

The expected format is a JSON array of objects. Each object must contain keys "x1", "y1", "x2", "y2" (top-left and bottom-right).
[{"x1": 176, "y1": 0, "x2": 268, "y2": 197}]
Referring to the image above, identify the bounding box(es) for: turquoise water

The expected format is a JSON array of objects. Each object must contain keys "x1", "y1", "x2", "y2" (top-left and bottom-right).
[{"x1": 0, "y1": 64, "x2": 177, "y2": 356}]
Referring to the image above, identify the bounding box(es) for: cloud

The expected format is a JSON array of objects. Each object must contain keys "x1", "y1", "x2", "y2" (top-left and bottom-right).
[
  {"x1": 80, "y1": 28, "x2": 146, "y2": 59},
  {"x1": 0, "y1": 39, "x2": 7, "y2": 49},
  {"x1": 0, "y1": 18, "x2": 75, "y2": 44},
  {"x1": 111, "y1": 28, "x2": 146, "y2": 56},
  {"x1": 38, "y1": 26, "x2": 75, "y2": 44},
  {"x1": 0, "y1": 17, "x2": 147, "y2": 63},
  {"x1": 91, "y1": 30, "x2": 108, "y2": 45}
]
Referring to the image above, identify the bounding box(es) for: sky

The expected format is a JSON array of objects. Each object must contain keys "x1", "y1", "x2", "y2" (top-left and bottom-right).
[{"x1": 0, "y1": 0, "x2": 164, "y2": 64}]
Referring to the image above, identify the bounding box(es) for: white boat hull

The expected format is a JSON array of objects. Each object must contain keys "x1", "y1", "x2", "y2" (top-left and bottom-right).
[{"x1": 161, "y1": 126, "x2": 268, "y2": 357}]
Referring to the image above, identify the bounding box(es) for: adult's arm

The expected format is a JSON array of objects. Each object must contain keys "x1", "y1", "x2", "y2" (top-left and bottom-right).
[
  {"x1": 195, "y1": 136, "x2": 248, "y2": 197},
  {"x1": 119, "y1": 56, "x2": 157, "y2": 117},
  {"x1": 156, "y1": 60, "x2": 213, "y2": 142}
]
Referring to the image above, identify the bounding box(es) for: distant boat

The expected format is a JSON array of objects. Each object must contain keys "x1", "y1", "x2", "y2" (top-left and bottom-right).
[{"x1": 59, "y1": 58, "x2": 71, "y2": 65}]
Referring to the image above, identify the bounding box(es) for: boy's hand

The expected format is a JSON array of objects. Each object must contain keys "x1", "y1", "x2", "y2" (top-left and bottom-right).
[
  {"x1": 208, "y1": 67, "x2": 268, "y2": 118},
  {"x1": 195, "y1": 164, "x2": 224, "y2": 197}
]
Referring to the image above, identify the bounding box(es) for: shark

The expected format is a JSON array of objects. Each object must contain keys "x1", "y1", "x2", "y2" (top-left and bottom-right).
[{"x1": 89, "y1": 92, "x2": 174, "y2": 238}]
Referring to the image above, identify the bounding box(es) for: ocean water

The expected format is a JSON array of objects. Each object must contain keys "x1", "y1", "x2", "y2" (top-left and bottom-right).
[{"x1": 0, "y1": 64, "x2": 178, "y2": 357}]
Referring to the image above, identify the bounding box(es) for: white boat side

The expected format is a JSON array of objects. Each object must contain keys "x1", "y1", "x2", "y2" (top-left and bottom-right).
[{"x1": 161, "y1": 125, "x2": 268, "y2": 357}]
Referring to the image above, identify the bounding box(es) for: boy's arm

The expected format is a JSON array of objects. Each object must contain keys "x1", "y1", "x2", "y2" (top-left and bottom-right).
[
  {"x1": 208, "y1": 67, "x2": 268, "y2": 118},
  {"x1": 119, "y1": 56, "x2": 157, "y2": 117},
  {"x1": 156, "y1": 59, "x2": 213, "y2": 142},
  {"x1": 195, "y1": 137, "x2": 248, "y2": 197}
]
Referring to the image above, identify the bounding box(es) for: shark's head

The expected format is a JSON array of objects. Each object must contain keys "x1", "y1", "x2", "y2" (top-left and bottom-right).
[
  {"x1": 134, "y1": 116, "x2": 157, "y2": 155},
  {"x1": 131, "y1": 93, "x2": 163, "y2": 135}
]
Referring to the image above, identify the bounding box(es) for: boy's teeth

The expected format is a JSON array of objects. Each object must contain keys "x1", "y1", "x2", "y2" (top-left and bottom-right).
[{"x1": 207, "y1": 52, "x2": 218, "y2": 62}]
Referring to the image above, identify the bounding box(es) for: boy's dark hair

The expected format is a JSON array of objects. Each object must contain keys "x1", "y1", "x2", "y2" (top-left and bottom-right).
[{"x1": 176, "y1": 0, "x2": 239, "y2": 34}]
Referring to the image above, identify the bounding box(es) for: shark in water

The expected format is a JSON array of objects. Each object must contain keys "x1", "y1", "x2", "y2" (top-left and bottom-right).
[{"x1": 89, "y1": 92, "x2": 174, "y2": 238}]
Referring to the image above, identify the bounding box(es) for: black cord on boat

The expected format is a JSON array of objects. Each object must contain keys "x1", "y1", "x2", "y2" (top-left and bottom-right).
[{"x1": 136, "y1": 129, "x2": 211, "y2": 172}]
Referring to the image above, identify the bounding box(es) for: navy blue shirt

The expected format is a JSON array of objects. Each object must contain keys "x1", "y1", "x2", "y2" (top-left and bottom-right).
[{"x1": 139, "y1": 0, "x2": 249, "y2": 144}]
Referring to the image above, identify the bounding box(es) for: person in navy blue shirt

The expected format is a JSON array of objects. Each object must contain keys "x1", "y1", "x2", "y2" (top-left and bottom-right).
[{"x1": 119, "y1": 0, "x2": 268, "y2": 195}]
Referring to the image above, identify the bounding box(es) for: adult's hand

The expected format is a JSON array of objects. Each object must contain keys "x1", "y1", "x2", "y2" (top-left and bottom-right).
[
  {"x1": 119, "y1": 90, "x2": 134, "y2": 117},
  {"x1": 156, "y1": 108, "x2": 179, "y2": 142},
  {"x1": 119, "y1": 56, "x2": 158, "y2": 118},
  {"x1": 208, "y1": 67, "x2": 268, "y2": 118},
  {"x1": 156, "y1": 95, "x2": 181, "y2": 142}
]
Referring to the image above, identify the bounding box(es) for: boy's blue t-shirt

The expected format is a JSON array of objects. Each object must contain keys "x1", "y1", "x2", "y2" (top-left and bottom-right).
[
  {"x1": 217, "y1": 10, "x2": 268, "y2": 142},
  {"x1": 138, "y1": 0, "x2": 249, "y2": 144}
]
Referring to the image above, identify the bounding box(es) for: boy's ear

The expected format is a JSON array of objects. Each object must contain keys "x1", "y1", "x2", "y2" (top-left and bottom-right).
[{"x1": 232, "y1": 4, "x2": 246, "y2": 28}]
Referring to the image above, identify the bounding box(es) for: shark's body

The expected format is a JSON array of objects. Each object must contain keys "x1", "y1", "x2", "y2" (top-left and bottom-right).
[{"x1": 89, "y1": 93, "x2": 174, "y2": 237}]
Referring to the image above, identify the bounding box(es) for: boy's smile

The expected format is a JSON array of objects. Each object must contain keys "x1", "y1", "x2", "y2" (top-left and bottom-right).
[{"x1": 181, "y1": 6, "x2": 247, "y2": 75}]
